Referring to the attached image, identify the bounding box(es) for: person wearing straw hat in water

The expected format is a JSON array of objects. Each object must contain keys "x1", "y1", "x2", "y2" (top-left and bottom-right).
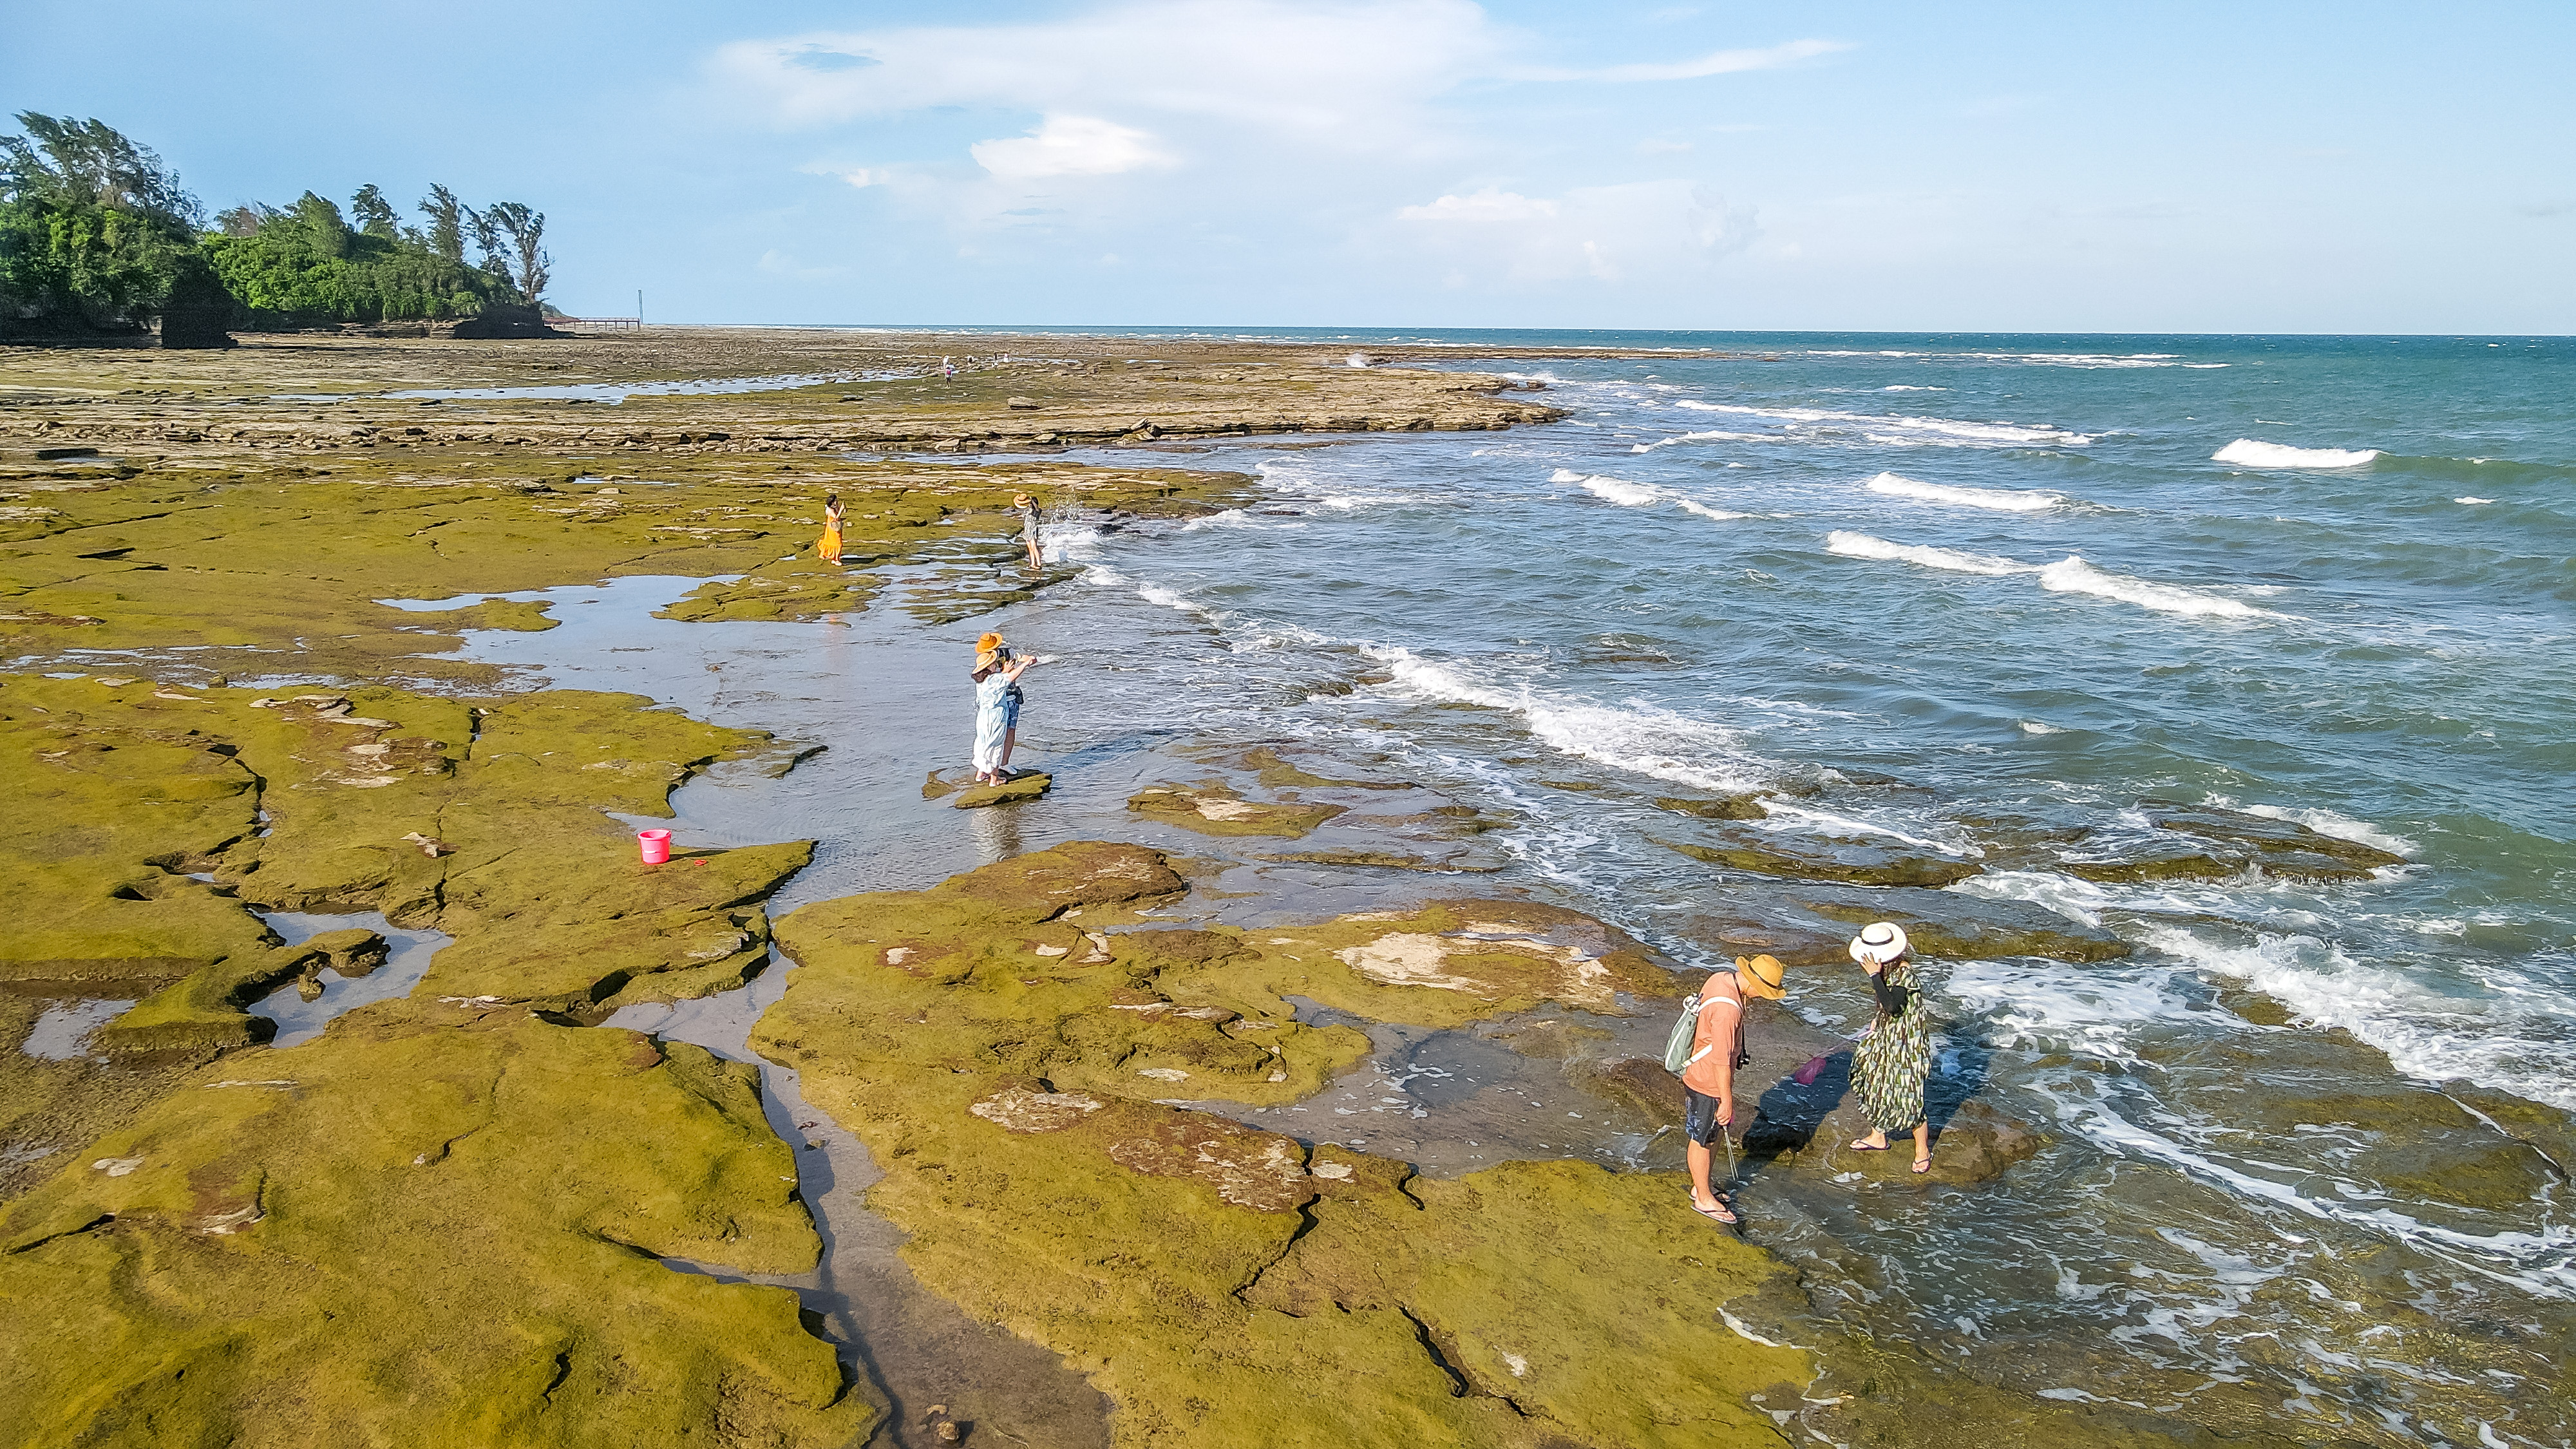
[
  {"x1": 1848, "y1": 922, "x2": 1935, "y2": 1173},
  {"x1": 1012, "y1": 492, "x2": 1045, "y2": 571},
  {"x1": 1681, "y1": 952, "x2": 1788, "y2": 1226},
  {"x1": 970, "y1": 631, "x2": 1040, "y2": 785}
]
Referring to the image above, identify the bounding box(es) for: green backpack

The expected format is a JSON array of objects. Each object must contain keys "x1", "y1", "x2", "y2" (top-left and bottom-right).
[{"x1": 1663, "y1": 994, "x2": 1707, "y2": 1075}]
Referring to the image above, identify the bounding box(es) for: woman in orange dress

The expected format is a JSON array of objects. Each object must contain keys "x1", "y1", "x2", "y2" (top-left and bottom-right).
[{"x1": 817, "y1": 493, "x2": 844, "y2": 563}]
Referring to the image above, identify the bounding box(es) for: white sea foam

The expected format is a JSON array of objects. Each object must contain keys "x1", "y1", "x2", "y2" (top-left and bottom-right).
[
  {"x1": 2456, "y1": 496, "x2": 2496, "y2": 506},
  {"x1": 1550, "y1": 469, "x2": 1669, "y2": 507},
  {"x1": 1677, "y1": 499, "x2": 1750, "y2": 521},
  {"x1": 2144, "y1": 925, "x2": 2576, "y2": 1115},
  {"x1": 1801, "y1": 348, "x2": 2199, "y2": 370},
  {"x1": 1880, "y1": 385, "x2": 1944, "y2": 391},
  {"x1": 2038, "y1": 556, "x2": 2284, "y2": 620},
  {"x1": 2018, "y1": 720, "x2": 2066, "y2": 735},
  {"x1": 2213, "y1": 439, "x2": 2384, "y2": 469},
  {"x1": 1549, "y1": 468, "x2": 1748, "y2": 518},
  {"x1": 1039, "y1": 525, "x2": 1106, "y2": 564},
  {"x1": 1865, "y1": 471, "x2": 2065, "y2": 513},
  {"x1": 1972, "y1": 352, "x2": 2180, "y2": 369},
  {"x1": 1365, "y1": 645, "x2": 1765, "y2": 793},
  {"x1": 1826, "y1": 531, "x2": 2033, "y2": 576},
  {"x1": 1631, "y1": 430, "x2": 1765, "y2": 451},
  {"x1": 2217, "y1": 799, "x2": 2419, "y2": 857},
  {"x1": 1758, "y1": 800, "x2": 1980, "y2": 857},
  {"x1": 1672, "y1": 401, "x2": 2093, "y2": 449},
  {"x1": 1947, "y1": 959, "x2": 2180, "y2": 1064},
  {"x1": 1951, "y1": 868, "x2": 2164, "y2": 929},
  {"x1": 2040, "y1": 1088, "x2": 2576, "y2": 1299}
]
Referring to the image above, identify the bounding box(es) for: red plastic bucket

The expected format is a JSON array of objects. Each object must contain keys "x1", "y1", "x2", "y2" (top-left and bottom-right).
[{"x1": 638, "y1": 829, "x2": 673, "y2": 865}]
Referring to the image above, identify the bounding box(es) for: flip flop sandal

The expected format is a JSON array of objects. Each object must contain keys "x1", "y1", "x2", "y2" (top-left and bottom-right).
[
  {"x1": 1911, "y1": 1156, "x2": 1933, "y2": 1174},
  {"x1": 1690, "y1": 1200, "x2": 1738, "y2": 1226},
  {"x1": 1849, "y1": 1139, "x2": 1889, "y2": 1151}
]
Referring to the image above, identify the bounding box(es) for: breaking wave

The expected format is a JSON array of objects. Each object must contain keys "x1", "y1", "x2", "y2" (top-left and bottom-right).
[
  {"x1": 2213, "y1": 439, "x2": 2384, "y2": 469},
  {"x1": 1551, "y1": 468, "x2": 1668, "y2": 507},
  {"x1": 1674, "y1": 401, "x2": 2094, "y2": 449},
  {"x1": 1866, "y1": 471, "x2": 2066, "y2": 512},
  {"x1": 1826, "y1": 531, "x2": 2033, "y2": 576},
  {"x1": 2145, "y1": 925, "x2": 2576, "y2": 1116},
  {"x1": 1364, "y1": 645, "x2": 1766, "y2": 793},
  {"x1": 2038, "y1": 556, "x2": 2286, "y2": 620}
]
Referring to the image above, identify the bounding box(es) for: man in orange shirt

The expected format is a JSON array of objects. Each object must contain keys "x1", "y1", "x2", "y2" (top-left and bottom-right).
[{"x1": 1681, "y1": 953, "x2": 1787, "y2": 1226}]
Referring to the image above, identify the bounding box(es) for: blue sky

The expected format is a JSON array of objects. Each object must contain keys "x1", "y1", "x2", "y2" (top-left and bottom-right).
[{"x1": 10, "y1": 1, "x2": 2571, "y2": 331}]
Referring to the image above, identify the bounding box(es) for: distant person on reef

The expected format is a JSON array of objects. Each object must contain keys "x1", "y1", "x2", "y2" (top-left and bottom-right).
[
  {"x1": 1681, "y1": 952, "x2": 1787, "y2": 1226},
  {"x1": 1848, "y1": 922, "x2": 1935, "y2": 1173},
  {"x1": 1014, "y1": 492, "x2": 1045, "y2": 571},
  {"x1": 817, "y1": 493, "x2": 844, "y2": 564},
  {"x1": 971, "y1": 632, "x2": 1039, "y2": 785}
]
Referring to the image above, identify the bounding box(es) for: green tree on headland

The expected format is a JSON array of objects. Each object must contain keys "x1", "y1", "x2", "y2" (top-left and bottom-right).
[
  {"x1": 417, "y1": 184, "x2": 466, "y2": 262},
  {"x1": 0, "y1": 111, "x2": 222, "y2": 337},
  {"x1": 201, "y1": 195, "x2": 519, "y2": 328},
  {"x1": 477, "y1": 200, "x2": 550, "y2": 307},
  {"x1": 349, "y1": 183, "x2": 397, "y2": 240},
  {"x1": 3, "y1": 111, "x2": 557, "y2": 340}
]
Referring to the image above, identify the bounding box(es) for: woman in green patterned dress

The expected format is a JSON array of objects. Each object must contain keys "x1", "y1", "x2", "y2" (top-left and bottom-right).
[{"x1": 1848, "y1": 921, "x2": 1934, "y2": 1173}]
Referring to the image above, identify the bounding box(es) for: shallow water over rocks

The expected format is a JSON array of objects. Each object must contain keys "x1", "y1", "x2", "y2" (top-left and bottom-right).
[
  {"x1": 602, "y1": 965, "x2": 1112, "y2": 1449},
  {"x1": 415, "y1": 335, "x2": 2576, "y2": 1446},
  {"x1": 247, "y1": 911, "x2": 453, "y2": 1049},
  {"x1": 19, "y1": 999, "x2": 135, "y2": 1061}
]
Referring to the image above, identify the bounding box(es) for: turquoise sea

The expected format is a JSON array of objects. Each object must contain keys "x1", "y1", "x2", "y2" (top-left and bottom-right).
[{"x1": 452, "y1": 330, "x2": 2574, "y2": 1445}]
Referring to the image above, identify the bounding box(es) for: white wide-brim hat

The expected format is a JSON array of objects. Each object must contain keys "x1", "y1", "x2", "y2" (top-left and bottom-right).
[{"x1": 1849, "y1": 921, "x2": 1910, "y2": 964}]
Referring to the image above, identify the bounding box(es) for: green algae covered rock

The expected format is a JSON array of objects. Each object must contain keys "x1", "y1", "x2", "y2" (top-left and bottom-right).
[
  {"x1": 0, "y1": 455, "x2": 1253, "y2": 685},
  {"x1": 1128, "y1": 779, "x2": 1347, "y2": 837},
  {"x1": 0, "y1": 999, "x2": 876, "y2": 1447},
  {"x1": 1659, "y1": 831, "x2": 1984, "y2": 889},
  {"x1": 757, "y1": 843, "x2": 1803, "y2": 1447},
  {"x1": 437, "y1": 596, "x2": 560, "y2": 632},
  {"x1": 0, "y1": 675, "x2": 810, "y2": 1136},
  {"x1": 1256, "y1": 846, "x2": 1506, "y2": 872},
  {"x1": 1, "y1": 680, "x2": 275, "y2": 989},
  {"x1": 953, "y1": 771, "x2": 1054, "y2": 809},
  {"x1": 657, "y1": 554, "x2": 882, "y2": 623},
  {"x1": 1222, "y1": 744, "x2": 1409, "y2": 791}
]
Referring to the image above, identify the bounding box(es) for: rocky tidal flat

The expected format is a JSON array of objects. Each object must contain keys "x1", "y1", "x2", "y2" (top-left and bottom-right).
[{"x1": 3, "y1": 329, "x2": 2569, "y2": 1448}]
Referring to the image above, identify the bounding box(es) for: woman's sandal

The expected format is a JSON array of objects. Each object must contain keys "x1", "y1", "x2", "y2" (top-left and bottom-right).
[
  {"x1": 1849, "y1": 1139, "x2": 1888, "y2": 1151},
  {"x1": 1911, "y1": 1155, "x2": 1933, "y2": 1174},
  {"x1": 1690, "y1": 1199, "x2": 1738, "y2": 1226}
]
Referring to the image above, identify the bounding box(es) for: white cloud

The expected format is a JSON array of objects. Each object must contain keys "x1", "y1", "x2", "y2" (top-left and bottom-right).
[
  {"x1": 757, "y1": 249, "x2": 846, "y2": 280},
  {"x1": 1520, "y1": 38, "x2": 1849, "y2": 84},
  {"x1": 971, "y1": 115, "x2": 1175, "y2": 179},
  {"x1": 1395, "y1": 180, "x2": 1756, "y2": 284},
  {"x1": 715, "y1": 3, "x2": 1843, "y2": 153},
  {"x1": 714, "y1": 0, "x2": 1507, "y2": 148},
  {"x1": 1397, "y1": 188, "x2": 1559, "y2": 223},
  {"x1": 710, "y1": 1, "x2": 1822, "y2": 292},
  {"x1": 802, "y1": 164, "x2": 885, "y2": 189}
]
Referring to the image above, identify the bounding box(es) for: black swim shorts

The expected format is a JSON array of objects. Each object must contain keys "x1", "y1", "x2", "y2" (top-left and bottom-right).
[{"x1": 1683, "y1": 1086, "x2": 1732, "y2": 1146}]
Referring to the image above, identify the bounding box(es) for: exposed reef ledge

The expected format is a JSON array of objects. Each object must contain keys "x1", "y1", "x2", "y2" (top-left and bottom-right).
[{"x1": 757, "y1": 840, "x2": 1804, "y2": 1446}]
